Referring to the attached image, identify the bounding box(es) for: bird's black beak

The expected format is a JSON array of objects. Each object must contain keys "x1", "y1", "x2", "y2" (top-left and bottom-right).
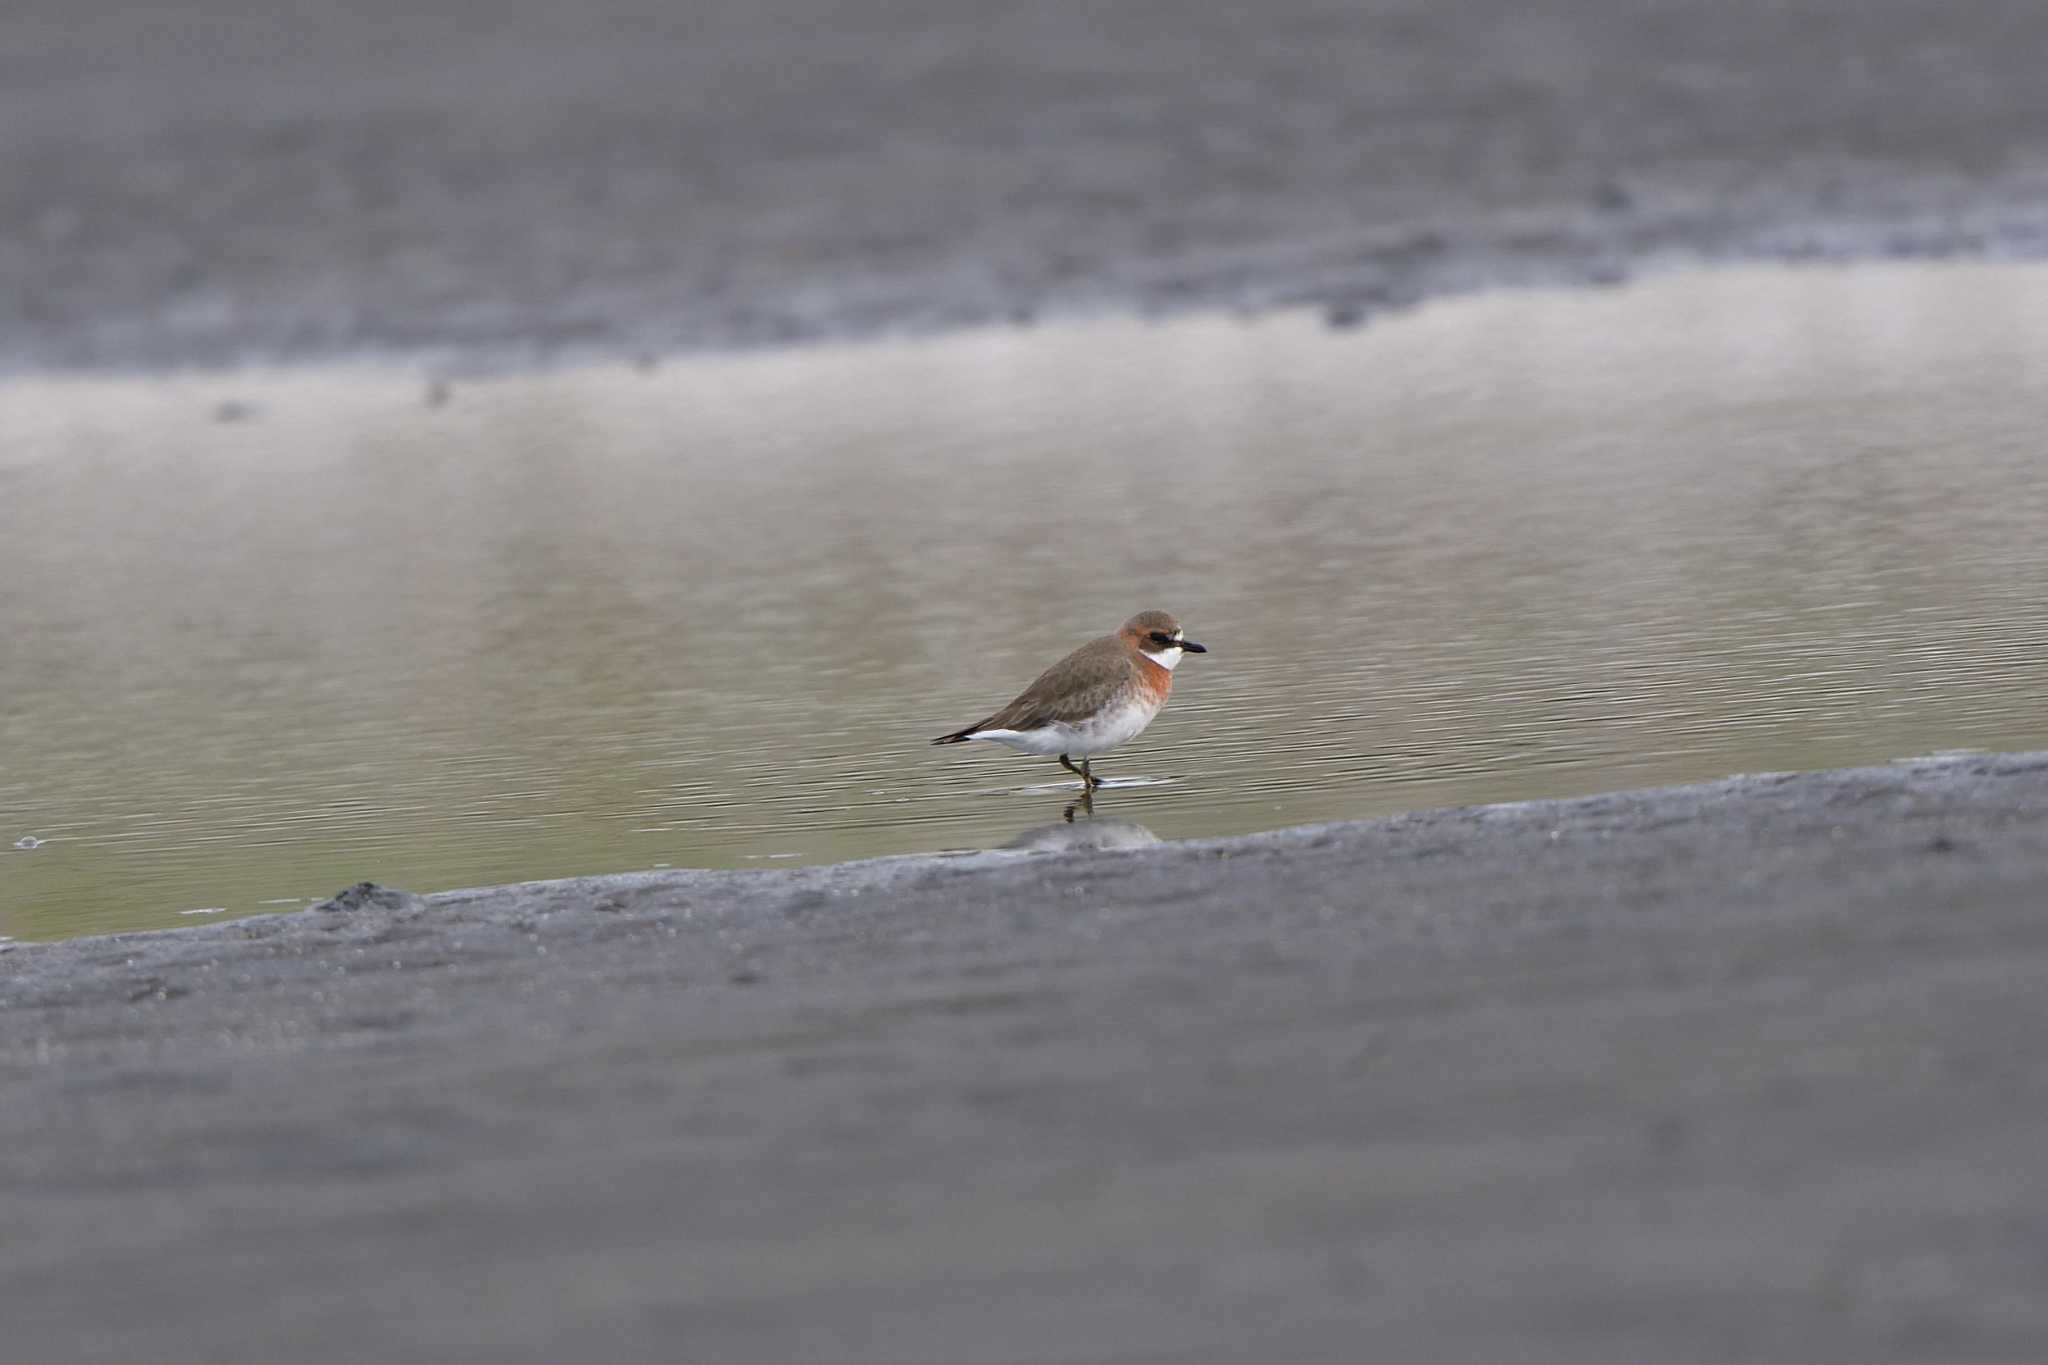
[{"x1": 1180, "y1": 639, "x2": 1208, "y2": 654}]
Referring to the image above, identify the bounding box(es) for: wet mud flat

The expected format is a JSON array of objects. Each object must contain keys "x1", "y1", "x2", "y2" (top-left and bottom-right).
[
  {"x1": 9, "y1": 0, "x2": 2048, "y2": 369},
  {"x1": 6, "y1": 753, "x2": 2048, "y2": 1363}
]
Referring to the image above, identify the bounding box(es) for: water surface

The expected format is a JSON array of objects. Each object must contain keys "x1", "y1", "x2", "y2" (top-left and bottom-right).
[{"x1": 5, "y1": 263, "x2": 2048, "y2": 939}]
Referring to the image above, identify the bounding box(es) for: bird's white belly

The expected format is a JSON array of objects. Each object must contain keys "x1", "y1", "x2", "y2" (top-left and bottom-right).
[{"x1": 975, "y1": 696, "x2": 1160, "y2": 757}]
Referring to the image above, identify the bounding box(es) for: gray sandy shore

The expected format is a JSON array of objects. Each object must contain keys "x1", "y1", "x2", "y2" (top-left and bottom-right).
[
  {"x1": 6, "y1": 754, "x2": 2048, "y2": 1362},
  {"x1": 7, "y1": 0, "x2": 2048, "y2": 371}
]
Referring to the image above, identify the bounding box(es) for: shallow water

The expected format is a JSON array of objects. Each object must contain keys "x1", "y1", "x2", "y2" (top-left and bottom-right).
[{"x1": 5, "y1": 262, "x2": 2048, "y2": 939}]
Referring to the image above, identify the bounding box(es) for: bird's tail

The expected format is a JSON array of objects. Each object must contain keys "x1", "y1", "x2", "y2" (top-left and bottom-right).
[{"x1": 931, "y1": 723, "x2": 983, "y2": 745}]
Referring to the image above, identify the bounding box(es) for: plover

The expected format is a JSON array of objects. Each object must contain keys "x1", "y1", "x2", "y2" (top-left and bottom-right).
[{"x1": 932, "y1": 610, "x2": 1207, "y2": 791}]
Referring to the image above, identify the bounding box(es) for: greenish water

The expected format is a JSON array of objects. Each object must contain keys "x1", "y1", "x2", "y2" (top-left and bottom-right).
[{"x1": 5, "y1": 263, "x2": 2048, "y2": 940}]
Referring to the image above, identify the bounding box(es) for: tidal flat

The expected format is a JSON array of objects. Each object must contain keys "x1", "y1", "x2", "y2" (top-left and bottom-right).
[{"x1": 8, "y1": 1, "x2": 2048, "y2": 1360}]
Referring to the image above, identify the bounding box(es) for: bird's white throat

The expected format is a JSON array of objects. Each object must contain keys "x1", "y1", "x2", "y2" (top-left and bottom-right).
[{"x1": 1141, "y1": 645, "x2": 1184, "y2": 671}]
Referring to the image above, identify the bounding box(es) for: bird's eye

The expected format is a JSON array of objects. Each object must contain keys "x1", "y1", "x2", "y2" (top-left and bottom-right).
[{"x1": 1149, "y1": 631, "x2": 1172, "y2": 645}]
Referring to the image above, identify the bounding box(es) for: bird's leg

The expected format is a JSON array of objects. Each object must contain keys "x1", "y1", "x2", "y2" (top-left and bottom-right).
[{"x1": 1059, "y1": 753, "x2": 1103, "y2": 793}]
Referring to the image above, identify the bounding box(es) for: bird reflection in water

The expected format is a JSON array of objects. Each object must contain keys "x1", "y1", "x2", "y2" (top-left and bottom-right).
[{"x1": 1001, "y1": 812, "x2": 1162, "y2": 852}]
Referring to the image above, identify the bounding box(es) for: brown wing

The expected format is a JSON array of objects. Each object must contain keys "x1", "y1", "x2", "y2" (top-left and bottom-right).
[{"x1": 972, "y1": 635, "x2": 1139, "y2": 732}]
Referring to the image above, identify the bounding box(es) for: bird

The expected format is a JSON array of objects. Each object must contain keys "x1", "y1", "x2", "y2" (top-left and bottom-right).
[{"x1": 932, "y1": 610, "x2": 1207, "y2": 792}]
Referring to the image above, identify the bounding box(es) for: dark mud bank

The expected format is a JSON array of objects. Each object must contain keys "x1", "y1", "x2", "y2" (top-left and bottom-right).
[
  {"x1": 6, "y1": 753, "x2": 2048, "y2": 1362},
  {"x1": 10, "y1": 0, "x2": 2048, "y2": 371},
  {"x1": 10, "y1": 751, "x2": 2048, "y2": 991}
]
